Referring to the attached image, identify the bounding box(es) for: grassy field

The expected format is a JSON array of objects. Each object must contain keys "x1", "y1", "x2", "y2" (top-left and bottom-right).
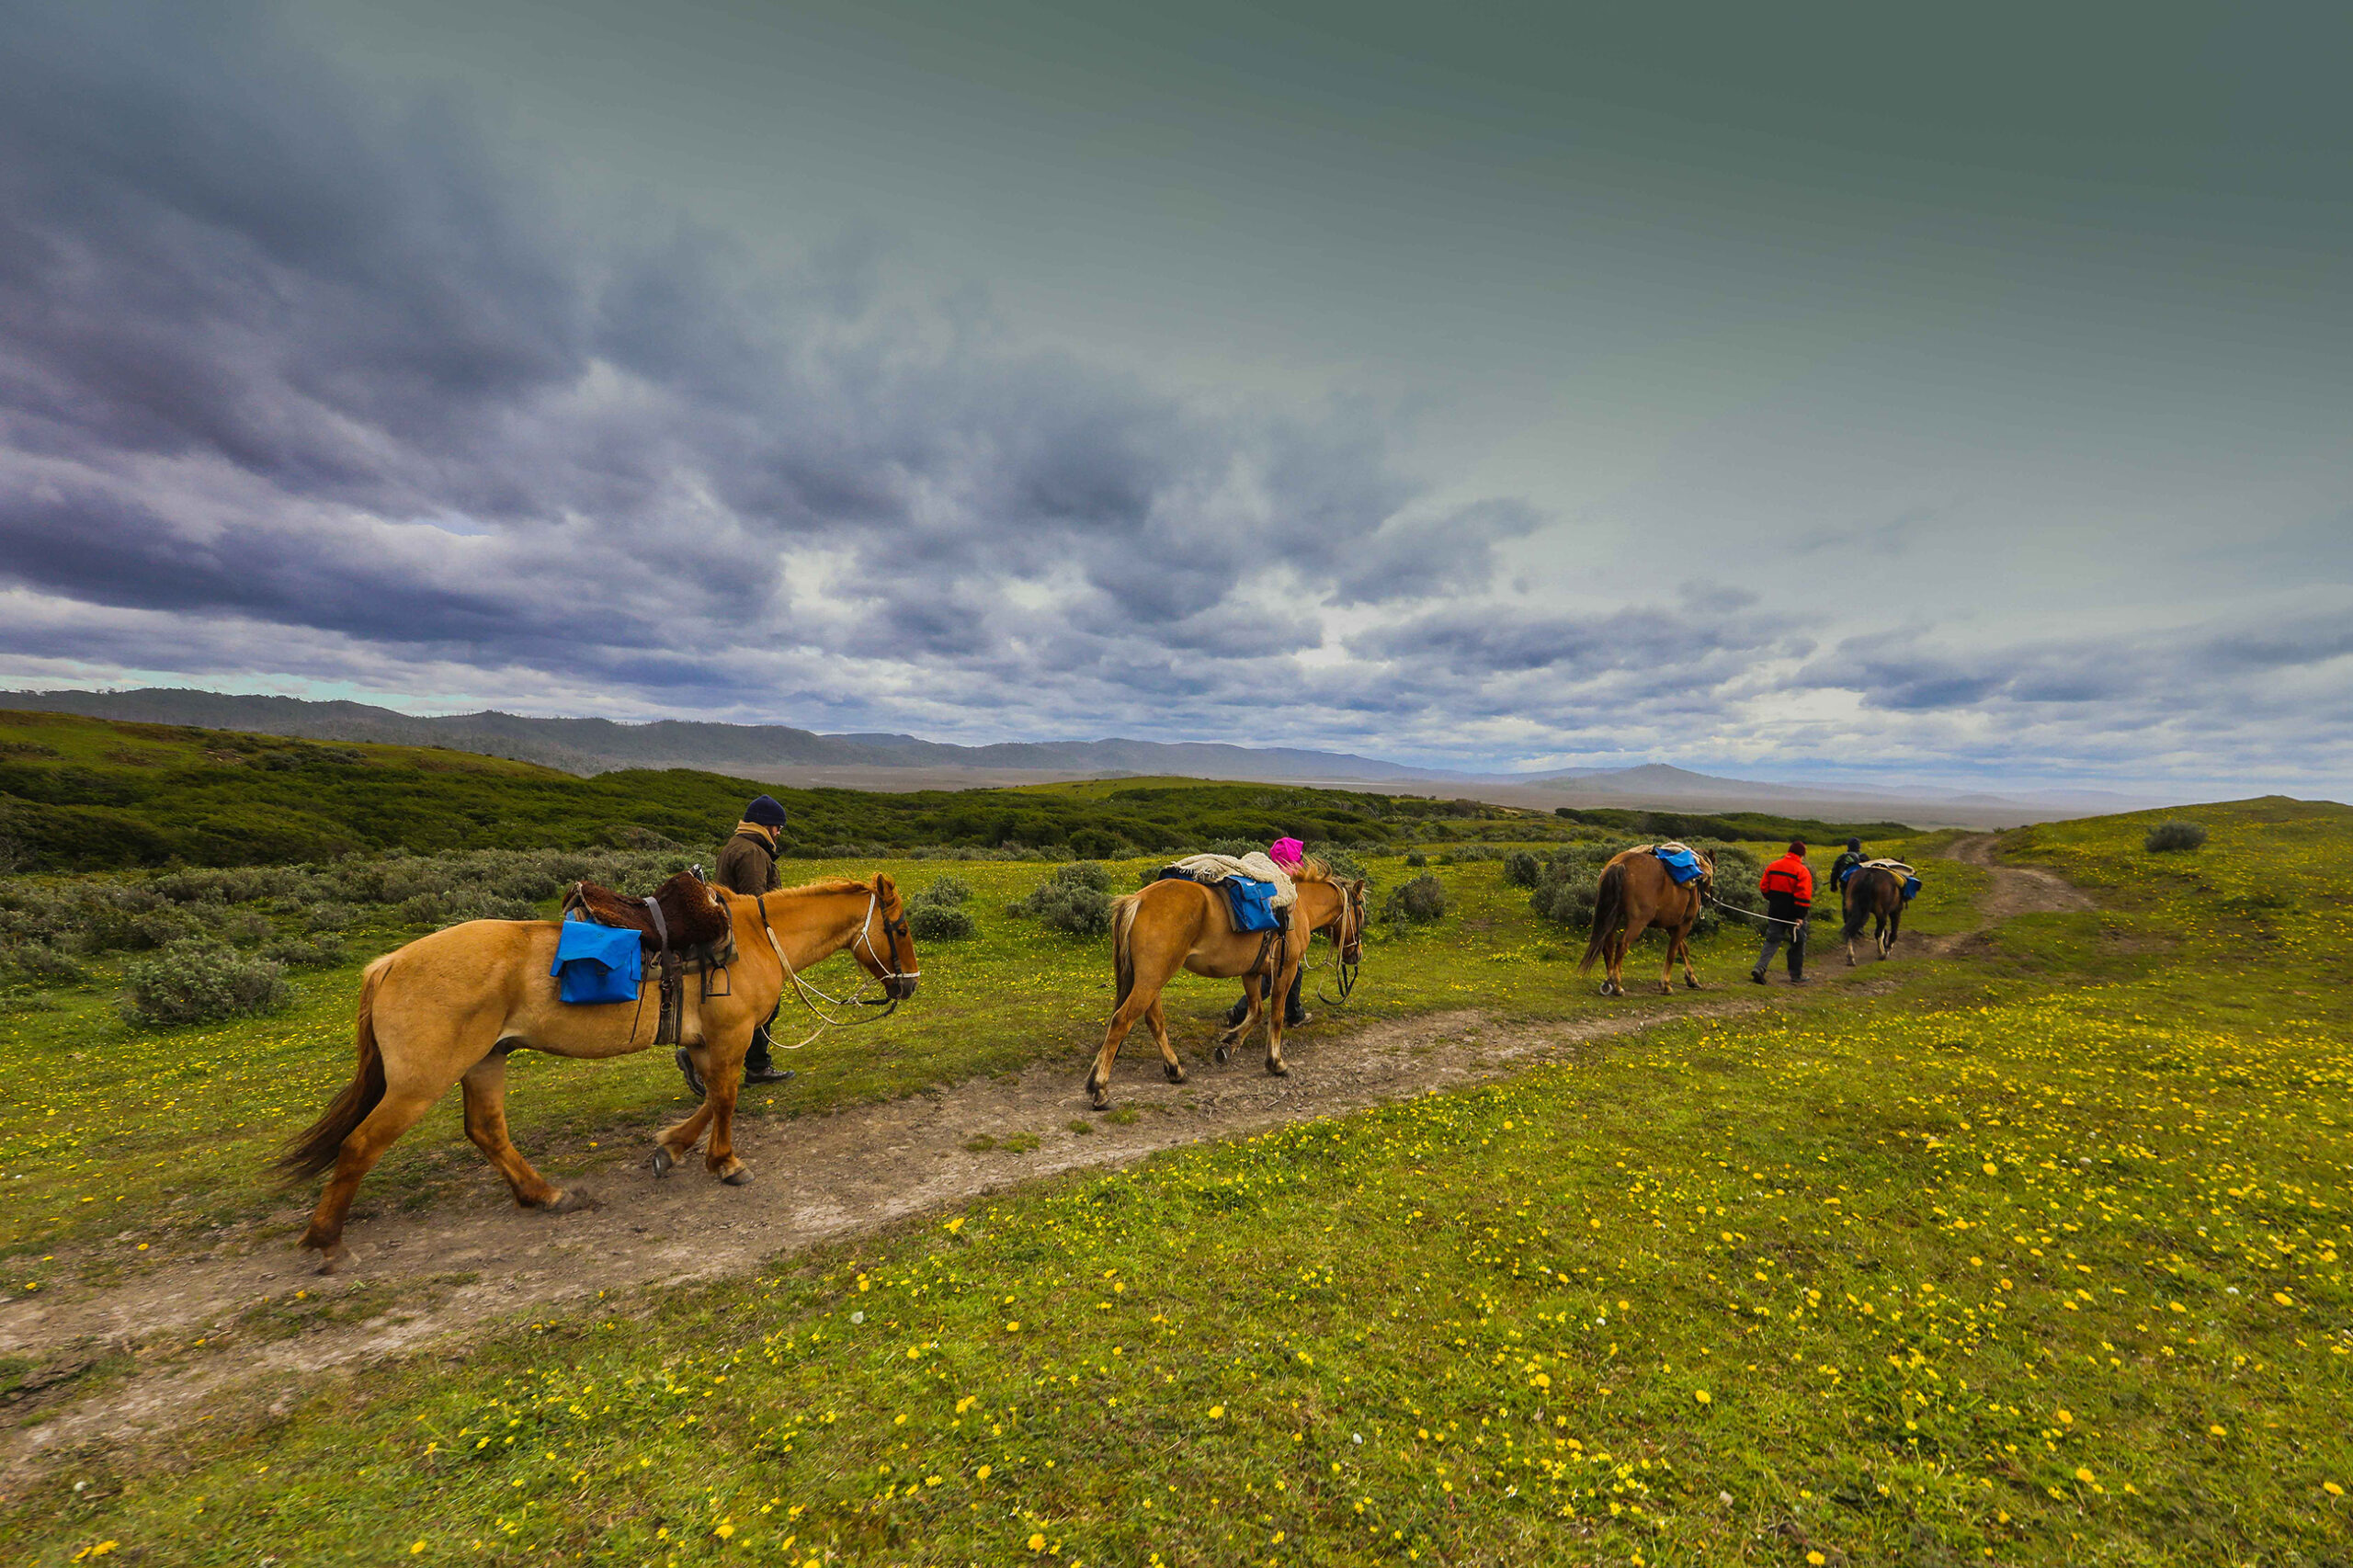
[{"x1": 6, "y1": 801, "x2": 2350, "y2": 1564}]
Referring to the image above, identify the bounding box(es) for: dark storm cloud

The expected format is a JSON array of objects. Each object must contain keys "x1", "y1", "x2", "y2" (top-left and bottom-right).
[{"x1": 0, "y1": 1, "x2": 1495, "y2": 716}]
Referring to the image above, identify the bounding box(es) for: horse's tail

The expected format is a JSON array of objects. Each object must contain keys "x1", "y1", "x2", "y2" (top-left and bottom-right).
[
  {"x1": 1578, "y1": 862, "x2": 1626, "y2": 974},
  {"x1": 1841, "y1": 869, "x2": 1881, "y2": 941},
  {"x1": 277, "y1": 956, "x2": 391, "y2": 1181},
  {"x1": 1110, "y1": 893, "x2": 1142, "y2": 1012}
]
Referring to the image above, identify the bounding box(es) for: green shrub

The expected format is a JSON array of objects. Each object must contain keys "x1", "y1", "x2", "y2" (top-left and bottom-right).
[
  {"x1": 908, "y1": 901, "x2": 977, "y2": 941},
  {"x1": 264, "y1": 935, "x2": 347, "y2": 968},
  {"x1": 304, "y1": 902, "x2": 358, "y2": 932},
  {"x1": 1382, "y1": 873, "x2": 1448, "y2": 925},
  {"x1": 398, "y1": 890, "x2": 540, "y2": 926},
  {"x1": 1404, "y1": 850, "x2": 1428, "y2": 869},
  {"x1": 1502, "y1": 850, "x2": 1543, "y2": 888},
  {"x1": 118, "y1": 940, "x2": 290, "y2": 1027},
  {"x1": 2145, "y1": 820, "x2": 2208, "y2": 853},
  {"x1": 6, "y1": 941, "x2": 87, "y2": 984},
  {"x1": 916, "y1": 876, "x2": 972, "y2": 907},
  {"x1": 1017, "y1": 862, "x2": 1114, "y2": 937},
  {"x1": 1311, "y1": 846, "x2": 1368, "y2": 881}
]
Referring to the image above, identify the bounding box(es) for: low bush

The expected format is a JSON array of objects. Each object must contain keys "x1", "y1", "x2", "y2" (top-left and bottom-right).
[
  {"x1": 1017, "y1": 862, "x2": 1114, "y2": 937},
  {"x1": 916, "y1": 876, "x2": 972, "y2": 907},
  {"x1": 6, "y1": 941, "x2": 87, "y2": 984},
  {"x1": 1382, "y1": 873, "x2": 1448, "y2": 925},
  {"x1": 1310, "y1": 846, "x2": 1368, "y2": 881},
  {"x1": 2145, "y1": 820, "x2": 2208, "y2": 853},
  {"x1": 908, "y1": 902, "x2": 977, "y2": 941},
  {"x1": 118, "y1": 940, "x2": 290, "y2": 1027},
  {"x1": 398, "y1": 890, "x2": 541, "y2": 926},
  {"x1": 1502, "y1": 850, "x2": 1543, "y2": 888},
  {"x1": 264, "y1": 935, "x2": 347, "y2": 968},
  {"x1": 1404, "y1": 850, "x2": 1428, "y2": 869}
]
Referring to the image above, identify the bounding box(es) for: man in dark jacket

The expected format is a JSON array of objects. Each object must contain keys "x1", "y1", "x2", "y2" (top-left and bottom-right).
[
  {"x1": 1749, "y1": 840, "x2": 1814, "y2": 984},
  {"x1": 1829, "y1": 836, "x2": 1867, "y2": 892},
  {"x1": 679, "y1": 794, "x2": 795, "y2": 1096}
]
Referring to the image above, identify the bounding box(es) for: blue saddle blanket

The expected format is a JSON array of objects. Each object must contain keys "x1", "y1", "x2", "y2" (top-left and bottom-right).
[
  {"x1": 1654, "y1": 846, "x2": 1704, "y2": 885},
  {"x1": 1221, "y1": 877, "x2": 1286, "y2": 934},
  {"x1": 550, "y1": 915, "x2": 642, "y2": 1005},
  {"x1": 1903, "y1": 876, "x2": 1922, "y2": 902}
]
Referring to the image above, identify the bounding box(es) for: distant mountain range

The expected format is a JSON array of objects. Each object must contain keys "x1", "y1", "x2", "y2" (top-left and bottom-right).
[{"x1": 0, "y1": 687, "x2": 2171, "y2": 827}]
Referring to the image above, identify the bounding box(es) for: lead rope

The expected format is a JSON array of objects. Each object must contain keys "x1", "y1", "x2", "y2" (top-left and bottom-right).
[{"x1": 756, "y1": 888, "x2": 918, "y2": 1050}]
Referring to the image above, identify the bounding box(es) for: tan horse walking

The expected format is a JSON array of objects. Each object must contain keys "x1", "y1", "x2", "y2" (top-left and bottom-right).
[
  {"x1": 1578, "y1": 847, "x2": 1716, "y2": 996},
  {"x1": 1085, "y1": 867, "x2": 1357, "y2": 1109},
  {"x1": 1225, "y1": 863, "x2": 1369, "y2": 1017},
  {"x1": 278, "y1": 878, "x2": 918, "y2": 1273}
]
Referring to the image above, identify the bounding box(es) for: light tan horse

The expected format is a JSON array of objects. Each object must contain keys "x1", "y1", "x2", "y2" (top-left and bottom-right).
[
  {"x1": 1577, "y1": 847, "x2": 1715, "y2": 996},
  {"x1": 278, "y1": 878, "x2": 917, "y2": 1273},
  {"x1": 1086, "y1": 871, "x2": 1323, "y2": 1109}
]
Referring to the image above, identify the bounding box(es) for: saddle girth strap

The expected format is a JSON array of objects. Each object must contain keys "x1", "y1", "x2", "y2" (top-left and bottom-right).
[{"x1": 644, "y1": 895, "x2": 687, "y2": 1047}]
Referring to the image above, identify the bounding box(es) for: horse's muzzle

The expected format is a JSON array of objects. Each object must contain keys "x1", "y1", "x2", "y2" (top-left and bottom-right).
[{"x1": 886, "y1": 974, "x2": 919, "y2": 1001}]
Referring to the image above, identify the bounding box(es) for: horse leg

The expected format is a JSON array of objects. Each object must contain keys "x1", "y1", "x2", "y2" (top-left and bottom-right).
[
  {"x1": 460, "y1": 1054, "x2": 597, "y2": 1213},
  {"x1": 1677, "y1": 922, "x2": 1704, "y2": 988},
  {"x1": 1263, "y1": 959, "x2": 1298, "y2": 1077},
  {"x1": 297, "y1": 1084, "x2": 445, "y2": 1276},
  {"x1": 1146, "y1": 997, "x2": 1184, "y2": 1083},
  {"x1": 701, "y1": 1054, "x2": 752, "y2": 1186},
  {"x1": 1088, "y1": 990, "x2": 1154, "y2": 1109},
  {"x1": 1218, "y1": 975, "x2": 1263, "y2": 1064}
]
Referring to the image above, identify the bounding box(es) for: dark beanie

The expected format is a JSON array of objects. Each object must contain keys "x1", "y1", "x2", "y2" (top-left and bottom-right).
[
  {"x1": 1847, "y1": 837, "x2": 1861, "y2": 851},
  {"x1": 1789, "y1": 840, "x2": 1807, "y2": 855},
  {"x1": 745, "y1": 794, "x2": 789, "y2": 828}
]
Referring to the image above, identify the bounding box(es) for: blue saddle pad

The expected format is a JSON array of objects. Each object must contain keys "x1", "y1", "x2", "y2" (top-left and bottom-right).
[
  {"x1": 1221, "y1": 877, "x2": 1286, "y2": 934},
  {"x1": 1654, "y1": 846, "x2": 1704, "y2": 885},
  {"x1": 550, "y1": 915, "x2": 642, "y2": 1005},
  {"x1": 1903, "y1": 876, "x2": 1923, "y2": 902}
]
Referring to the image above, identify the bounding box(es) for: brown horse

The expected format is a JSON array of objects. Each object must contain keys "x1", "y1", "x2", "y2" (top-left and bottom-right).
[
  {"x1": 278, "y1": 877, "x2": 918, "y2": 1273},
  {"x1": 1842, "y1": 864, "x2": 1907, "y2": 963},
  {"x1": 1228, "y1": 861, "x2": 1369, "y2": 1017},
  {"x1": 1085, "y1": 872, "x2": 1326, "y2": 1109},
  {"x1": 1578, "y1": 847, "x2": 1716, "y2": 995}
]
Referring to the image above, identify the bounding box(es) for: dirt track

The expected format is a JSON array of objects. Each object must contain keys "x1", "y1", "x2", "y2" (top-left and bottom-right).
[{"x1": 0, "y1": 838, "x2": 2089, "y2": 1471}]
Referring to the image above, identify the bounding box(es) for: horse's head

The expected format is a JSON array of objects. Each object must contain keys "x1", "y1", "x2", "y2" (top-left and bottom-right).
[
  {"x1": 856, "y1": 873, "x2": 921, "y2": 1000},
  {"x1": 1692, "y1": 849, "x2": 1717, "y2": 892},
  {"x1": 1338, "y1": 877, "x2": 1368, "y2": 965}
]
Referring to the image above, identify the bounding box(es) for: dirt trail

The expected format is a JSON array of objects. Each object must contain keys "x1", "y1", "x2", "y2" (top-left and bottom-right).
[{"x1": 0, "y1": 841, "x2": 2091, "y2": 1471}]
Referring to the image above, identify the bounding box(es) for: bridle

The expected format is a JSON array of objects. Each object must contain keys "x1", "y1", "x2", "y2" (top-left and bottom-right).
[
  {"x1": 747, "y1": 883, "x2": 920, "y2": 1049},
  {"x1": 1312, "y1": 877, "x2": 1367, "y2": 1006}
]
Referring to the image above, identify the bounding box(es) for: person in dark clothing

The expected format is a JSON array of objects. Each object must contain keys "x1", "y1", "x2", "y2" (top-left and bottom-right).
[
  {"x1": 1749, "y1": 840, "x2": 1814, "y2": 984},
  {"x1": 1829, "y1": 836, "x2": 1867, "y2": 893},
  {"x1": 1224, "y1": 835, "x2": 1311, "y2": 1029},
  {"x1": 679, "y1": 794, "x2": 795, "y2": 1096}
]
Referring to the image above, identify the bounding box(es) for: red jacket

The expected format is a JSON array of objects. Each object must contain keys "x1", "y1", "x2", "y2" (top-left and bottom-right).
[{"x1": 1760, "y1": 853, "x2": 1813, "y2": 905}]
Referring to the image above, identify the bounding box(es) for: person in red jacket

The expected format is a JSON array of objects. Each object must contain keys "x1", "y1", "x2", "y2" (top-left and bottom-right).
[{"x1": 1750, "y1": 840, "x2": 1814, "y2": 984}]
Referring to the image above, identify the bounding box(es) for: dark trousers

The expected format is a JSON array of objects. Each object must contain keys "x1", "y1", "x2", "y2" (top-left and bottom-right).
[
  {"x1": 1753, "y1": 911, "x2": 1809, "y2": 978},
  {"x1": 1226, "y1": 965, "x2": 1306, "y2": 1028},
  {"x1": 745, "y1": 1005, "x2": 779, "y2": 1072}
]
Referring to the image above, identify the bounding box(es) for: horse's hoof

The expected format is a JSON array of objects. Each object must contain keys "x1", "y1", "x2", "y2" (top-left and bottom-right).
[
  {"x1": 719, "y1": 1165, "x2": 754, "y2": 1187},
  {"x1": 650, "y1": 1147, "x2": 675, "y2": 1179},
  {"x1": 313, "y1": 1243, "x2": 351, "y2": 1277},
  {"x1": 545, "y1": 1187, "x2": 603, "y2": 1215},
  {"x1": 1090, "y1": 1089, "x2": 1110, "y2": 1111},
  {"x1": 1267, "y1": 1061, "x2": 1290, "y2": 1077},
  {"x1": 1686, "y1": 979, "x2": 1703, "y2": 990},
  {"x1": 1212, "y1": 1044, "x2": 1231, "y2": 1065},
  {"x1": 1165, "y1": 1063, "x2": 1186, "y2": 1083}
]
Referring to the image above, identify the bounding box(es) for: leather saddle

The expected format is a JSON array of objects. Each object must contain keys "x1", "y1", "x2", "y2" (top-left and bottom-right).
[{"x1": 559, "y1": 871, "x2": 738, "y2": 1045}]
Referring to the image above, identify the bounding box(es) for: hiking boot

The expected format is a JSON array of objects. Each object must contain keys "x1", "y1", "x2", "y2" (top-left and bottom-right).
[
  {"x1": 676, "y1": 1047, "x2": 705, "y2": 1098},
  {"x1": 1789, "y1": 974, "x2": 1811, "y2": 985},
  {"x1": 744, "y1": 1063, "x2": 795, "y2": 1085},
  {"x1": 1748, "y1": 970, "x2": 1766, "y2": 985},
  {"x1": 1285, "y1": 1010, "x2": 1313, "y2": 1029}
]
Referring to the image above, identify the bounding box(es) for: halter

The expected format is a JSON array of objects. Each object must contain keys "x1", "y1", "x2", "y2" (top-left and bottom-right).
[
  {"x1": 749, "y1": 883, "x2": 920, "y2": 1050},
  {"x1": 1308, "y1": 878, "x2": 1367, "y2": 1006}
]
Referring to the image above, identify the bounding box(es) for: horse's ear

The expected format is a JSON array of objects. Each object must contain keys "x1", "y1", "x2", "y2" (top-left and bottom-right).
[{"x1": 873, "y1": 871, "x2": 896, "y2": 899}]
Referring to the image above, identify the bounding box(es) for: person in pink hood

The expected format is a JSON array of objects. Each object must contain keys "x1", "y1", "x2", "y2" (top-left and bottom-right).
[{"x1": 1227, "y1": 836, "x2": 1313, "y2": 1030}]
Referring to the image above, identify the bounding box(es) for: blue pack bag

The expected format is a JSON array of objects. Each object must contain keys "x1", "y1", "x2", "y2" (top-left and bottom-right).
[
  {"x1": 1903, "y1": 876, "x2": 1923, "y2": 902},
  {"x1": 1221, "y1": 877, "x2": 1285, "y2": 934},
  {"x1": 1654, "y1": 846, "x2": 1704, "y2": 885},
  {"x1": 550, "y1": 915, "x2": 642, "y2": 1005}
]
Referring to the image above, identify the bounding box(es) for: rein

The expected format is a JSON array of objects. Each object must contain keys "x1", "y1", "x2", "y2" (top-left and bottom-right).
[
  {"x1": 746, "y1": 885, "x2": 919, "y2": 1050},
  {"x1": 1304, "y1": 883, "x2": 1366, "y2": 1006}
]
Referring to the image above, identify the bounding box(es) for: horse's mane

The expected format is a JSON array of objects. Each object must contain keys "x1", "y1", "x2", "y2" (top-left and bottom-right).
[
  {"x1": 1291, "y1": 858, "x2": 1333, "y2": 883},
  {"x1": 773, "y1": 877, "x2": 870, "y2": 897}
]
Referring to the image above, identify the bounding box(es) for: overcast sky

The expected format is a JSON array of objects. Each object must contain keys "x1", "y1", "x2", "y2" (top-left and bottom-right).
[{"x1": 2, "y1": 1, "x2": 2347, "y2": 794}]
